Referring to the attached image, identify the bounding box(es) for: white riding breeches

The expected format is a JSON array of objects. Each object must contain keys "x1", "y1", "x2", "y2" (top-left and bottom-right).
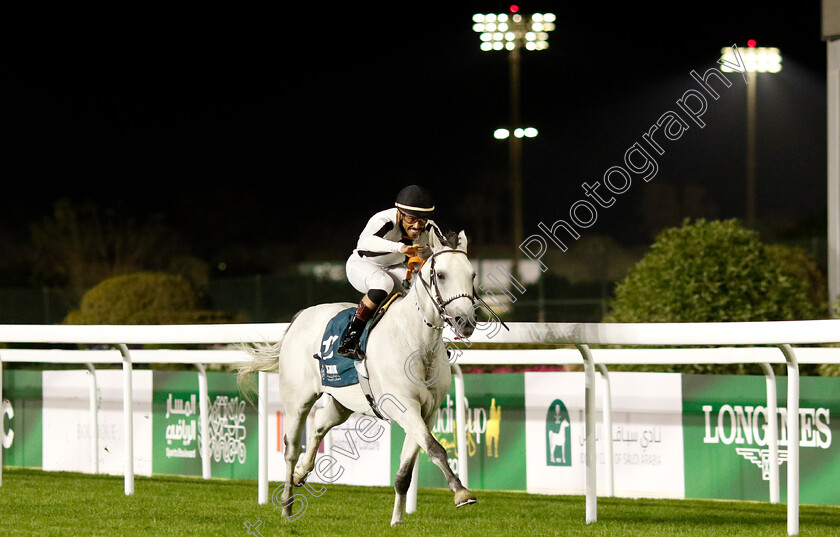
[{"x1": 346, "y1": 253, "x2": 406, "y2": 295}]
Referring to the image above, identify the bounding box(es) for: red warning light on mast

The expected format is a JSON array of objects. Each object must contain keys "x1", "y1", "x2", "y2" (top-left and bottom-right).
[
  {"x1": 510, "y1": 5, "x2": 519, "y2": 13},
  {"x1": 747, "y1": 39, "x2": 757, "y2": 47}
]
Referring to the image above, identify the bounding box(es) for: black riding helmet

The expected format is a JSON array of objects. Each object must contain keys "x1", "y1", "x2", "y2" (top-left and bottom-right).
[{"x1": 395, "y1": 185, "x2": 434, "y2": 218}]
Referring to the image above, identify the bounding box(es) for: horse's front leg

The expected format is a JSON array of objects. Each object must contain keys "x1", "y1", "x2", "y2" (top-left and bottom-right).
[
  {"x1": 398, "y1": 407, "x2": 476, "y2": 509},
  {"x1": 391, "y1": 435, "x2": 420, "y2": 526}
]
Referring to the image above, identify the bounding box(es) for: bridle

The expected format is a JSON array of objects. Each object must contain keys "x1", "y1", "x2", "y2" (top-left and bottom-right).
[{"x1": 411, "y1": 249, "x2": 475, "y2": 331}]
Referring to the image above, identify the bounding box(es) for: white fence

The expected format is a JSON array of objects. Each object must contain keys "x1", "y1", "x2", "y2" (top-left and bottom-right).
[{"x1": 3, "y1": 320, "x2": 840, "y2": 536}]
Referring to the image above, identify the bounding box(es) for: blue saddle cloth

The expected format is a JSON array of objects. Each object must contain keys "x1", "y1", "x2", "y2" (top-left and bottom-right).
[{"x1": 314, "y1": 307, "x2": 372, "y2": 387}]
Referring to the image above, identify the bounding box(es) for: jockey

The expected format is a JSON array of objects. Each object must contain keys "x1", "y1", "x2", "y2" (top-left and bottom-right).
[{"x1": 337, "y1": 185, "x2": 443, "y2": 359}]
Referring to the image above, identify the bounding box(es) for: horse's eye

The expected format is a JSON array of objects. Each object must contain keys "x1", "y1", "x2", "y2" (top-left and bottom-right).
[{"x1": 436, "y1": 271, "x2": 445, "y2": 280}]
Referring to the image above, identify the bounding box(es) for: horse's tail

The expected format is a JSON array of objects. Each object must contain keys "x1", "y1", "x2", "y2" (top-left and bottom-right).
[{"x1": 236, "y1": 311, "x2": 299, "y2": 404}]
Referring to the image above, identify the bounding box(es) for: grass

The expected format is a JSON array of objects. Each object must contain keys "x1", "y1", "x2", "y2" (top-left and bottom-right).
[{"x1": 1, "y1": 468, "x2": 839, "y2": 536}]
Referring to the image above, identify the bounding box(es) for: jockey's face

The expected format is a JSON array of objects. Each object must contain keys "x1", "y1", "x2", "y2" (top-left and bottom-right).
[{"x1": 400, "y1": 211, "x2": 427, "y2": 240}]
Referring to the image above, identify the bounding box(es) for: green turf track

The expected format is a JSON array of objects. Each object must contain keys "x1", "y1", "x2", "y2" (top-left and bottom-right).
[{"x1": 2, "y1": 469, "x2": 839, "y2": 536}]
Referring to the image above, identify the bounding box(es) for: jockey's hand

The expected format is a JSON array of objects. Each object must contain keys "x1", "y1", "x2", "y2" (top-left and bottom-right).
[{"x1": 401, "y1": 244, "x2": 429, "y2": 257}]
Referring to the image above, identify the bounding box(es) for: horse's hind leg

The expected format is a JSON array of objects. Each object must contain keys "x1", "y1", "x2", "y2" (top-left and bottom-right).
[
  {"x1": 293, "y1": 394, "x2": 353, "y2": 486},
  {"x1": 276, "y1": 392, "x2": 319, "y2": 520},
  {"x1": 390, "y1": 435, "x2": 420, "y2": 526}
]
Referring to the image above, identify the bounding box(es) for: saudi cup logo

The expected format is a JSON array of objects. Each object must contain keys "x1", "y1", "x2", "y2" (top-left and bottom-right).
[{"x1": 546, "y1": 399, "x2": 571, "y2": 466}]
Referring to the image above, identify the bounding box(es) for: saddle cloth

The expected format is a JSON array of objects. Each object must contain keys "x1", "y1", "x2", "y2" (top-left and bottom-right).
[
  {"x1": 314, "y1": 307, "x2": 369, "y2": 387},
  {"x1": 313, "y1": 292, "x2": 402, "y2": 388}
]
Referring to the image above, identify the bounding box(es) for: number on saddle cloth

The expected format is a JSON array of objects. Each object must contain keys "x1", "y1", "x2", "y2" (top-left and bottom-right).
[{"x1": 312, "y1": 292, "x2": 402, "y2": 387}]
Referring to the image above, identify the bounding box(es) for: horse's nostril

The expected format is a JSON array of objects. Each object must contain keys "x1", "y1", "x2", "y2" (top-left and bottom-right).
[{"x1": 454, "y1": 316, "x2": 475, "y2": 337}]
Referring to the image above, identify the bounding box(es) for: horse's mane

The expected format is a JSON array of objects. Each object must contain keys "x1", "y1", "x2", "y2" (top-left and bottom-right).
[{"x1": 440, "y1": 230, "x2": 461, "y2": 249}]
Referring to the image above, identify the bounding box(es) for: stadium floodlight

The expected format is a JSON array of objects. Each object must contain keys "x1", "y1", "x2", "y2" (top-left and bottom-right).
[
  {"x1": 473, "y1": 6, "x2": 555, "y2": 277},
  {"x1": 472, "y1": 11, "x2": 555, "y2": 51},
  {"x1": 494, "y1": 127, "x2": 539, "y2": 139},
  {"x1": 720, "y1": 45, "x2": 782, "y2": 73},
  {"x1": 719, "y1": 41, "x2": 782, "y2": 229}
]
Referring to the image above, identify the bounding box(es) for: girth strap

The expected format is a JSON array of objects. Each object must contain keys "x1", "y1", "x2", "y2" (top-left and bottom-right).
[{"x1": 354, "y1": 357, "x2": 387, "y2": 420}]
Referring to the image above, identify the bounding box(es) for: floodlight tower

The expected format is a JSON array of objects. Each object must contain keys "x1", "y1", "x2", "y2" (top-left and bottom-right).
[
  {"x1": 473, "y1": 5, "x2": 555, "y2": 276},
  {"x1": 720, "y1": 41, "x2": 782, "y2": 229}
]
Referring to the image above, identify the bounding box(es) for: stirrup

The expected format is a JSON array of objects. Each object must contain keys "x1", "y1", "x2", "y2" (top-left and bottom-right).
[{"x1": 337, "y1": 332, "x2": 362, "y2": 359}]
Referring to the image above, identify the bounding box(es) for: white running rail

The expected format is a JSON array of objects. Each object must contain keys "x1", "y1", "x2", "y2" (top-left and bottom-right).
[{"x1": 3, "y1": 319, "x2": 840, "y2": 536}]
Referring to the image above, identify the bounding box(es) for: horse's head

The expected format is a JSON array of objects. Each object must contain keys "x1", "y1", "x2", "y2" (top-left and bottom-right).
[{"x1": 416, "y1": 230, "x2": 476, "y2": 338}]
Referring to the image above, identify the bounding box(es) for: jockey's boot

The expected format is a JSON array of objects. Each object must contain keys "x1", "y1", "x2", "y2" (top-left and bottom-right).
[{"x1": 337, "y1": 300, "x2": 375, "y2": 359}]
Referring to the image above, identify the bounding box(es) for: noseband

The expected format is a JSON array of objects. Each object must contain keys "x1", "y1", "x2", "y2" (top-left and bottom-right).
[{"x1": 413, "y1": 249, "x2": 475, "y2": 331}]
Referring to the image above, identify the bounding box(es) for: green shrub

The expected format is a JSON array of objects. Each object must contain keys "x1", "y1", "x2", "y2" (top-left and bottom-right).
[
  {"x1": 64, "y1": 272, "x2": 232, "y2": 325},
  {"x1": 604, "y1": 219, "x2": 825, "y2": 375},
  {"x1": 606, "y1": 219, "x2": 819, "y2": 323},
  {"x1": 764, "y1": 243, "x2": 828, "y2": 313}
]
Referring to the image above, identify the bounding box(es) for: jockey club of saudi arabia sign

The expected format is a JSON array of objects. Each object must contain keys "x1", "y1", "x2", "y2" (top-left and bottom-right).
[
  {"x1": 525, "y1": 371, "x2": 686, "y2": 498},
  {"x1": 546, "y1": 399, "x2": 572, "y2": 467}
]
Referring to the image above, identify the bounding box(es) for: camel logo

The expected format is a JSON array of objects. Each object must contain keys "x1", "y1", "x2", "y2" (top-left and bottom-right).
[{"x1": 546, "y1": 399, "x2": 571, "y2": 466}]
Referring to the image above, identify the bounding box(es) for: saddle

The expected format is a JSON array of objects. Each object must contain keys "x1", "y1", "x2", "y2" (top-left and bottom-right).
[
  {"x1": 364, "y1": 290, "x2": 403, "y2": 342},
  {"x1": 313, "y1": 292, "x2": 403, "y2": 419}
]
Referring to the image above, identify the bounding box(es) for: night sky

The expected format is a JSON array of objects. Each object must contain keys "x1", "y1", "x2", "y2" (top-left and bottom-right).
[{"x1": 4, "y1": 4, "x2": 830, "y2": 273}]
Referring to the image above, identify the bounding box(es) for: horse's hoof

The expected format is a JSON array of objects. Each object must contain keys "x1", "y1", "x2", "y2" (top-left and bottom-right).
[
  {"x1": 292, "y1": 470, "x2": 307, "y2": 487},
  {"x1": 454, "y1": 489, "x2": 477, "y2": 507}
]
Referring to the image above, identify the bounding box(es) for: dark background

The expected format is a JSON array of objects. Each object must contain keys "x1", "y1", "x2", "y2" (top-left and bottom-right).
[{"x1": 4, "y1": 3, "x2": 830, "y2": 274}]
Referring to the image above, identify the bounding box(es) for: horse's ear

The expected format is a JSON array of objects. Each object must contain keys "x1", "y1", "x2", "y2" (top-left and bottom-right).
[
  {"x1": 457, "y1": 230, "x2": 468, "y2": 253},
  {"x1": 429, "y1": 228, "x2": 445, "y2": 253}
]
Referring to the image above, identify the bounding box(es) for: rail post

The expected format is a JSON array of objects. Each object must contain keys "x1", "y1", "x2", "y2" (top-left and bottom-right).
[
  {"x1": 453, "y1": 363, "x2": 469, "y2": 488},
  {"x1": 778, "y1": 344, "x2": 799, "y2": 536},
  {"x1": 596, "y1": 363, "x2": 614, "y2": 497},
  {"x1": 116, "y1": 344, "x2": 134, "y2": 496},
  {"x1": 258, "y1": 371, "x2": 268, "y2": 504},
  {"x1": 196, "y1": 363, "x2": 211, "y2": 479},
  {"x1": 759, "y1": 362, "x2": 780, "y2": 504},
  {"x1": 406, "y1": 458, "x2": 419, "y2": 514},
  {"x1": 576, "y1": 344, "x2": 597, "y2": 524},
  {"x1": 86, "y1": 363, "x2": 99, "y2": 475}
]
